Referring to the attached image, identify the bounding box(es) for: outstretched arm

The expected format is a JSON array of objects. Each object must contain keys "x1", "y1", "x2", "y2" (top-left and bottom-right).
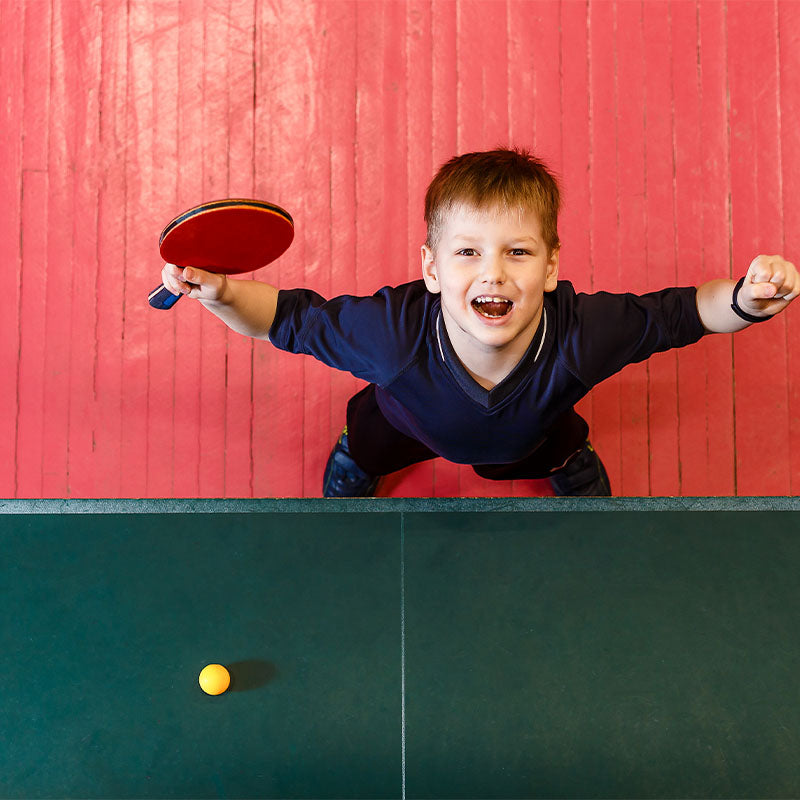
[
  {"x1": 696, "y1": 255, "x2": 799, "y2": 333},
  {"x1": 160, "y1": 263, "x2": 279, "y2": 340}
]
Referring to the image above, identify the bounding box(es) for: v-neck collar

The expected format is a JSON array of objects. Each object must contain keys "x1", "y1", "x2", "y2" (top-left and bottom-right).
[{"x1": 434, "y1": 305, "x2": 548, "y2": 409}]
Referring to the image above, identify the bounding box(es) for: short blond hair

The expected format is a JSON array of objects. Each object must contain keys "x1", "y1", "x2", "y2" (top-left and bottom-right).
[{"x1": 424, "y1": 147, "x2": 561, "y2": 255}]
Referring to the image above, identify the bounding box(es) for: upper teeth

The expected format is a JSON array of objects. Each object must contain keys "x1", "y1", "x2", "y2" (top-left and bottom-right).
[{"x1": 474, "y1": 296, "x2": 509, "y2": 304}]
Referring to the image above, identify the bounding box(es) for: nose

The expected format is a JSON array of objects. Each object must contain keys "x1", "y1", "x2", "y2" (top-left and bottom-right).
[{"x1": 481, "y1": 252, "x2": 506, "y2": 284}]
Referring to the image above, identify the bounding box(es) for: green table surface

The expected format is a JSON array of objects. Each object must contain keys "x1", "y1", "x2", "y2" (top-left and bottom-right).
[{"x1": 2, "y1": 498, "x2": 800, "y2": 799}]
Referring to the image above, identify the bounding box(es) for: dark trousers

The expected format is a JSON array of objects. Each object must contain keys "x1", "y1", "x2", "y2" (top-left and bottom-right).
[{"x1": 345, "y1": 384, "x2": 589, "y2": 481}]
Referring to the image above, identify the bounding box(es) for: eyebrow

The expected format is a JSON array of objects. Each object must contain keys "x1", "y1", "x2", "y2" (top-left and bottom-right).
[{"x1": 451, "y1": 234, "x2": 540, "y2": 245}]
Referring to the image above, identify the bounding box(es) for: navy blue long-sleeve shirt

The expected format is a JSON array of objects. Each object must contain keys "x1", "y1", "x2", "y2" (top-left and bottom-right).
[{"x1": 269, "y1": 279, "x2": 705, "y2": 465}]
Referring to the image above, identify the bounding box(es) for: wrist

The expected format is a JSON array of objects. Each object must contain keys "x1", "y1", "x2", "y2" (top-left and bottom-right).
[{"x1": 731, "y1": 276, "x2": 769, "y2": 324}]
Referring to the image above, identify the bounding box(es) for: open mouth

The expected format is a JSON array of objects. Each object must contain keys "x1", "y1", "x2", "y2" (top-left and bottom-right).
[{"x1": 471, "y1": 295, "x2": 514, "y2": 319}]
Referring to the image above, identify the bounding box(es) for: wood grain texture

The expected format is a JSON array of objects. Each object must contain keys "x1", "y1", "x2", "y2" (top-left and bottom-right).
[
  {"x1": 0, "y1": 0, "x2": 25, "y2": 497},
  {"x1": 616, "y1": 0, "x2": 649, "y2": 497},
  {"x1": 728, "y1": 1, "x2": 789, "y2": 495},
  {"x1": 3, "y1": 0, "x2": 798, "y2": 499},
  {"x1": 94, "y1": 0, "x2": 128, "y2": 497},
  {"x1": 780, "y1": 0, "x2": 800, "y2": 496},
  {"x1": 65, "y1": 0, "x2": 102, "y2": 498}
]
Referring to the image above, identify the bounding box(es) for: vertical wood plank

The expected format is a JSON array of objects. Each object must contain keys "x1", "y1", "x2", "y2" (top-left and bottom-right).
[
  {"x1": 355, "y1": 2, "x2": 405, "y2": 292},
  {"x1": 456, "y1": 0, "x2": 485, "y2": 155},
  {"x1": 42, "y1": 0, "x2": 78, "y2": 497},
  {"x1": 320, "y1": 1, "x2": 359, "y2": 497},
  {"x1": 65, "y1": 0, "x2": 103, "y2": 497},
  {"x1": 383, "y1": 2, "x2": 410, "y2": 290},
  {"x1": 252, "y1": 0, "x2": 310, "y2": 496},
  {"x1": 0, "y1": 0, "x2": 25, "y2": 496},
  {"x1": 382, "y1": 1, "x2": 425, "y2": 496},
  {"x1": 616, "y1": 0, "x2": 650, "y2": 496},
  {"x1": 16, "y1": 0, "x2": 52, "y2": 497},
  {"x1": 728, "y1": 1, "x2": 789, "y2": 495},
  {"x1": 430, "y1": 0, "x2": 461, "y2": 496},
  {"x1": 671, "y1": 0, "x2": 708, "y2": 495},
  {"x1": 224, "y1": 0, "x2": 257, "y2": 497},
  {"x1": 560, "y1": 0, "x2": 594, "y2": 473},
  {"x1": 696, "y1": 0, "x2": 735, "y2": 496},
  {"x1": 675, "y1": 0, "x2": 735, "y2": 496},
  {"x1": 456, "y1": 0, "x2": 508, "y2": 153},
  {"x1": 355, "y1": 1, "x2": 394, "y2": 492},
  {"x1": 120, "y1": 0, "x2": 155, "y2": 498},
  {"x1": 171, "y1": 1, "x2": 205, "y2": 498},
  {"x1": 142, "y1": 1, "x2": 180, "y2": 498},
  {"x1": 298, "y1": 0, "x2": 332, "y2": 498},
  {"x1": 779, "y1": 0, "x2": 800, "y2": 496},
  {"x1": 94, "y1": 0, "x2": 128, "y2": 498},
  {"x1": 643, "y1": 0, "x2": 680, "y2": 496},
  {"x1": 17, "y1": 168, "x2": 49, "y2": 497},
  {"x1": 226, "y1": 0, "x2": 256, "y2": 204},
  {"x1": 507, "y1": 0, "x2": 535, "y2": 148},
  {"x1": 530, "y1": 0, "x2": 562, "y2": 166},
  {"x1": 405, "y1": 0, "x2": 433, "y2": 268},
  {"x1": 698, "y1": 0, "x2": 736, "y2": 497},
  {"x1": 393, "y1": 0, "x2": 436, "y2": 496},
  {"x1": 389, "y1": 0, "x2": 436, "y2": 497},
  {"x1": 431, "y1": 0, "x2": 458, "y2": 168},
  {"x1": 355, "y1": 11, "x2": 399, "y2": 287},
  {"x1": 196, "y1": 0, "x2": 233, "y2": 496},
  {"x1": 587, "y1": 0, "x2": 622, "y2": 493}
]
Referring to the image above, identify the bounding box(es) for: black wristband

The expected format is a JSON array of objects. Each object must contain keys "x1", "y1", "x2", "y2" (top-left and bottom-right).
[{"x1": 731, "y1": 276, "x2": 770, "y2": 323}]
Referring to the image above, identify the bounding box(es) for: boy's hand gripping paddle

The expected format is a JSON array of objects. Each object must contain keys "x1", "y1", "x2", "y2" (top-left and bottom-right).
[{"x1": 148, "y1": 198, "x2": 294, "y2": 309}]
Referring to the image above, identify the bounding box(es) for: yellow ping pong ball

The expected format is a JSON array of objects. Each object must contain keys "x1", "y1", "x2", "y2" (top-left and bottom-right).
[{"x1": 199, "y1": 664, "x2": 230, "y2": 695}]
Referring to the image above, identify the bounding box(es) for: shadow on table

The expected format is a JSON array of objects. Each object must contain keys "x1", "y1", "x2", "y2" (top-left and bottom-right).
[{"x1": 227, "y1": 660, "x2": 278, "y2": 691}]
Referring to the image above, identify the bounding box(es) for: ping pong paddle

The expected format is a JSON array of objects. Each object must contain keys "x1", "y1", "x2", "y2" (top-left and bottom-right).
[{"x1": 148, "y1": 198, "x2": 294, "y2": 309}]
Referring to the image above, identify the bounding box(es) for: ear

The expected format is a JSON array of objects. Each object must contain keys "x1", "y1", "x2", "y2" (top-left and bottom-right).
[
  {"x1": 544, "y1": 247, "x2": 559, "y2": 292},
  {"x1": 421, "y1": 245, "x2": 441, "y2": 293}
]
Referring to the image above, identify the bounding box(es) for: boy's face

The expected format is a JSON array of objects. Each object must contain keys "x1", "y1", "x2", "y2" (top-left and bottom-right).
[{"x1": 421, "y1": 202, "x2": 559, "y2": 366}]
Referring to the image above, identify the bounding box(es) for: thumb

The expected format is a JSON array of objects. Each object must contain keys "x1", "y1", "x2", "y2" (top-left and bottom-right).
[
  {"x1": 182, "y1": 266, "x2": 222, "y2": 287},
  {"x1": 182, "y1": 266, "x2": 207, "y2": 284},
  {"x1": 180, "y1": 266, "x2": 227, "y2": 301},
  {"x1": 754, "y1": 281, "x2": 778, "y2": 299}
]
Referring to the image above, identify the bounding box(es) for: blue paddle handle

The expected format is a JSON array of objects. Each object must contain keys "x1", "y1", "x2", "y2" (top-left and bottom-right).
[{"x1": 148, "y1": 284, "x2": 182, "y2": 310}]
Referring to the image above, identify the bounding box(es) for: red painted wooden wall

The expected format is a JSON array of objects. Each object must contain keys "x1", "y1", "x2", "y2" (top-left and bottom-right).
[{"x1": 2, "y1": 0, "x2": 798, "y2": 499}]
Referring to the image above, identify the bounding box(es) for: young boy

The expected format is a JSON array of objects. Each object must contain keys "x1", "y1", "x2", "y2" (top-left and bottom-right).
[{"x1": 160, "y1": 149, "x2": 799, "y2": 497}]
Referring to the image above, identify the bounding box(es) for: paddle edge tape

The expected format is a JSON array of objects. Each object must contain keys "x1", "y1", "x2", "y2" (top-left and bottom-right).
[{"x1": 159, "y1": 198, "x2": 294, "y2": 246}]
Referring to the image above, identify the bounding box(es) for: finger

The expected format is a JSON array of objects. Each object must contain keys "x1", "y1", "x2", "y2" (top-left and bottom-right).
[
  {"x1": 182, "y1": 266, "x2": 216, "y2": 288},
  {"x1": 161, "y1": 262, "x2": 188, "y2": 295},
  {"x1": 744, "y1": 255, "x2": 800, "y2": 301},
  {"x1": 786, "y1": 272, "x2": 800, "y2": 301},
  {"x1": 772, "y1": 261, "x2": 799, "y2": 300},
  {"x1": 755, "y1": 281, "x2": 779, "y2": 300},
  {"x1": 747, "y1": 254, "x2": 789, "y2": 284},
  {"x1": 161, "y1": 264, "x2": 215, "y2": 297},
  {"x1": 751, "y1": 275, "x2": 800, "y2": 308},
  {"x1": 768, "y1": 269, "x2": 786, "y2": 288},
  {"x1": 181, "y1": 266, "x2": 226, "y2": 300},
  {"x1": 162, "y1": 262, "x2": 184, "y2": 279},
  {"x1": 747, "y1": 255, "x2": 773, "y2": 284}
]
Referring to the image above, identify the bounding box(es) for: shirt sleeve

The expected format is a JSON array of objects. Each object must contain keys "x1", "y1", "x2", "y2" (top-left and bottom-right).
[
  {"x1": 267, "y1": 281, "x2": 429, "y2": 385},
  {"x1": 555, "y1": 283, "x2": 706, "y2": 387}
]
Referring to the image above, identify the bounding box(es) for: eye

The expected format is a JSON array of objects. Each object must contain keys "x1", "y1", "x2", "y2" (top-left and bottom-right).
[
  {"x1": 509, "y1": 248, "x2": 531, "y2": 257},
  {"x1": 457, "y1": 248, "x2": 478, "y2": 257}
]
